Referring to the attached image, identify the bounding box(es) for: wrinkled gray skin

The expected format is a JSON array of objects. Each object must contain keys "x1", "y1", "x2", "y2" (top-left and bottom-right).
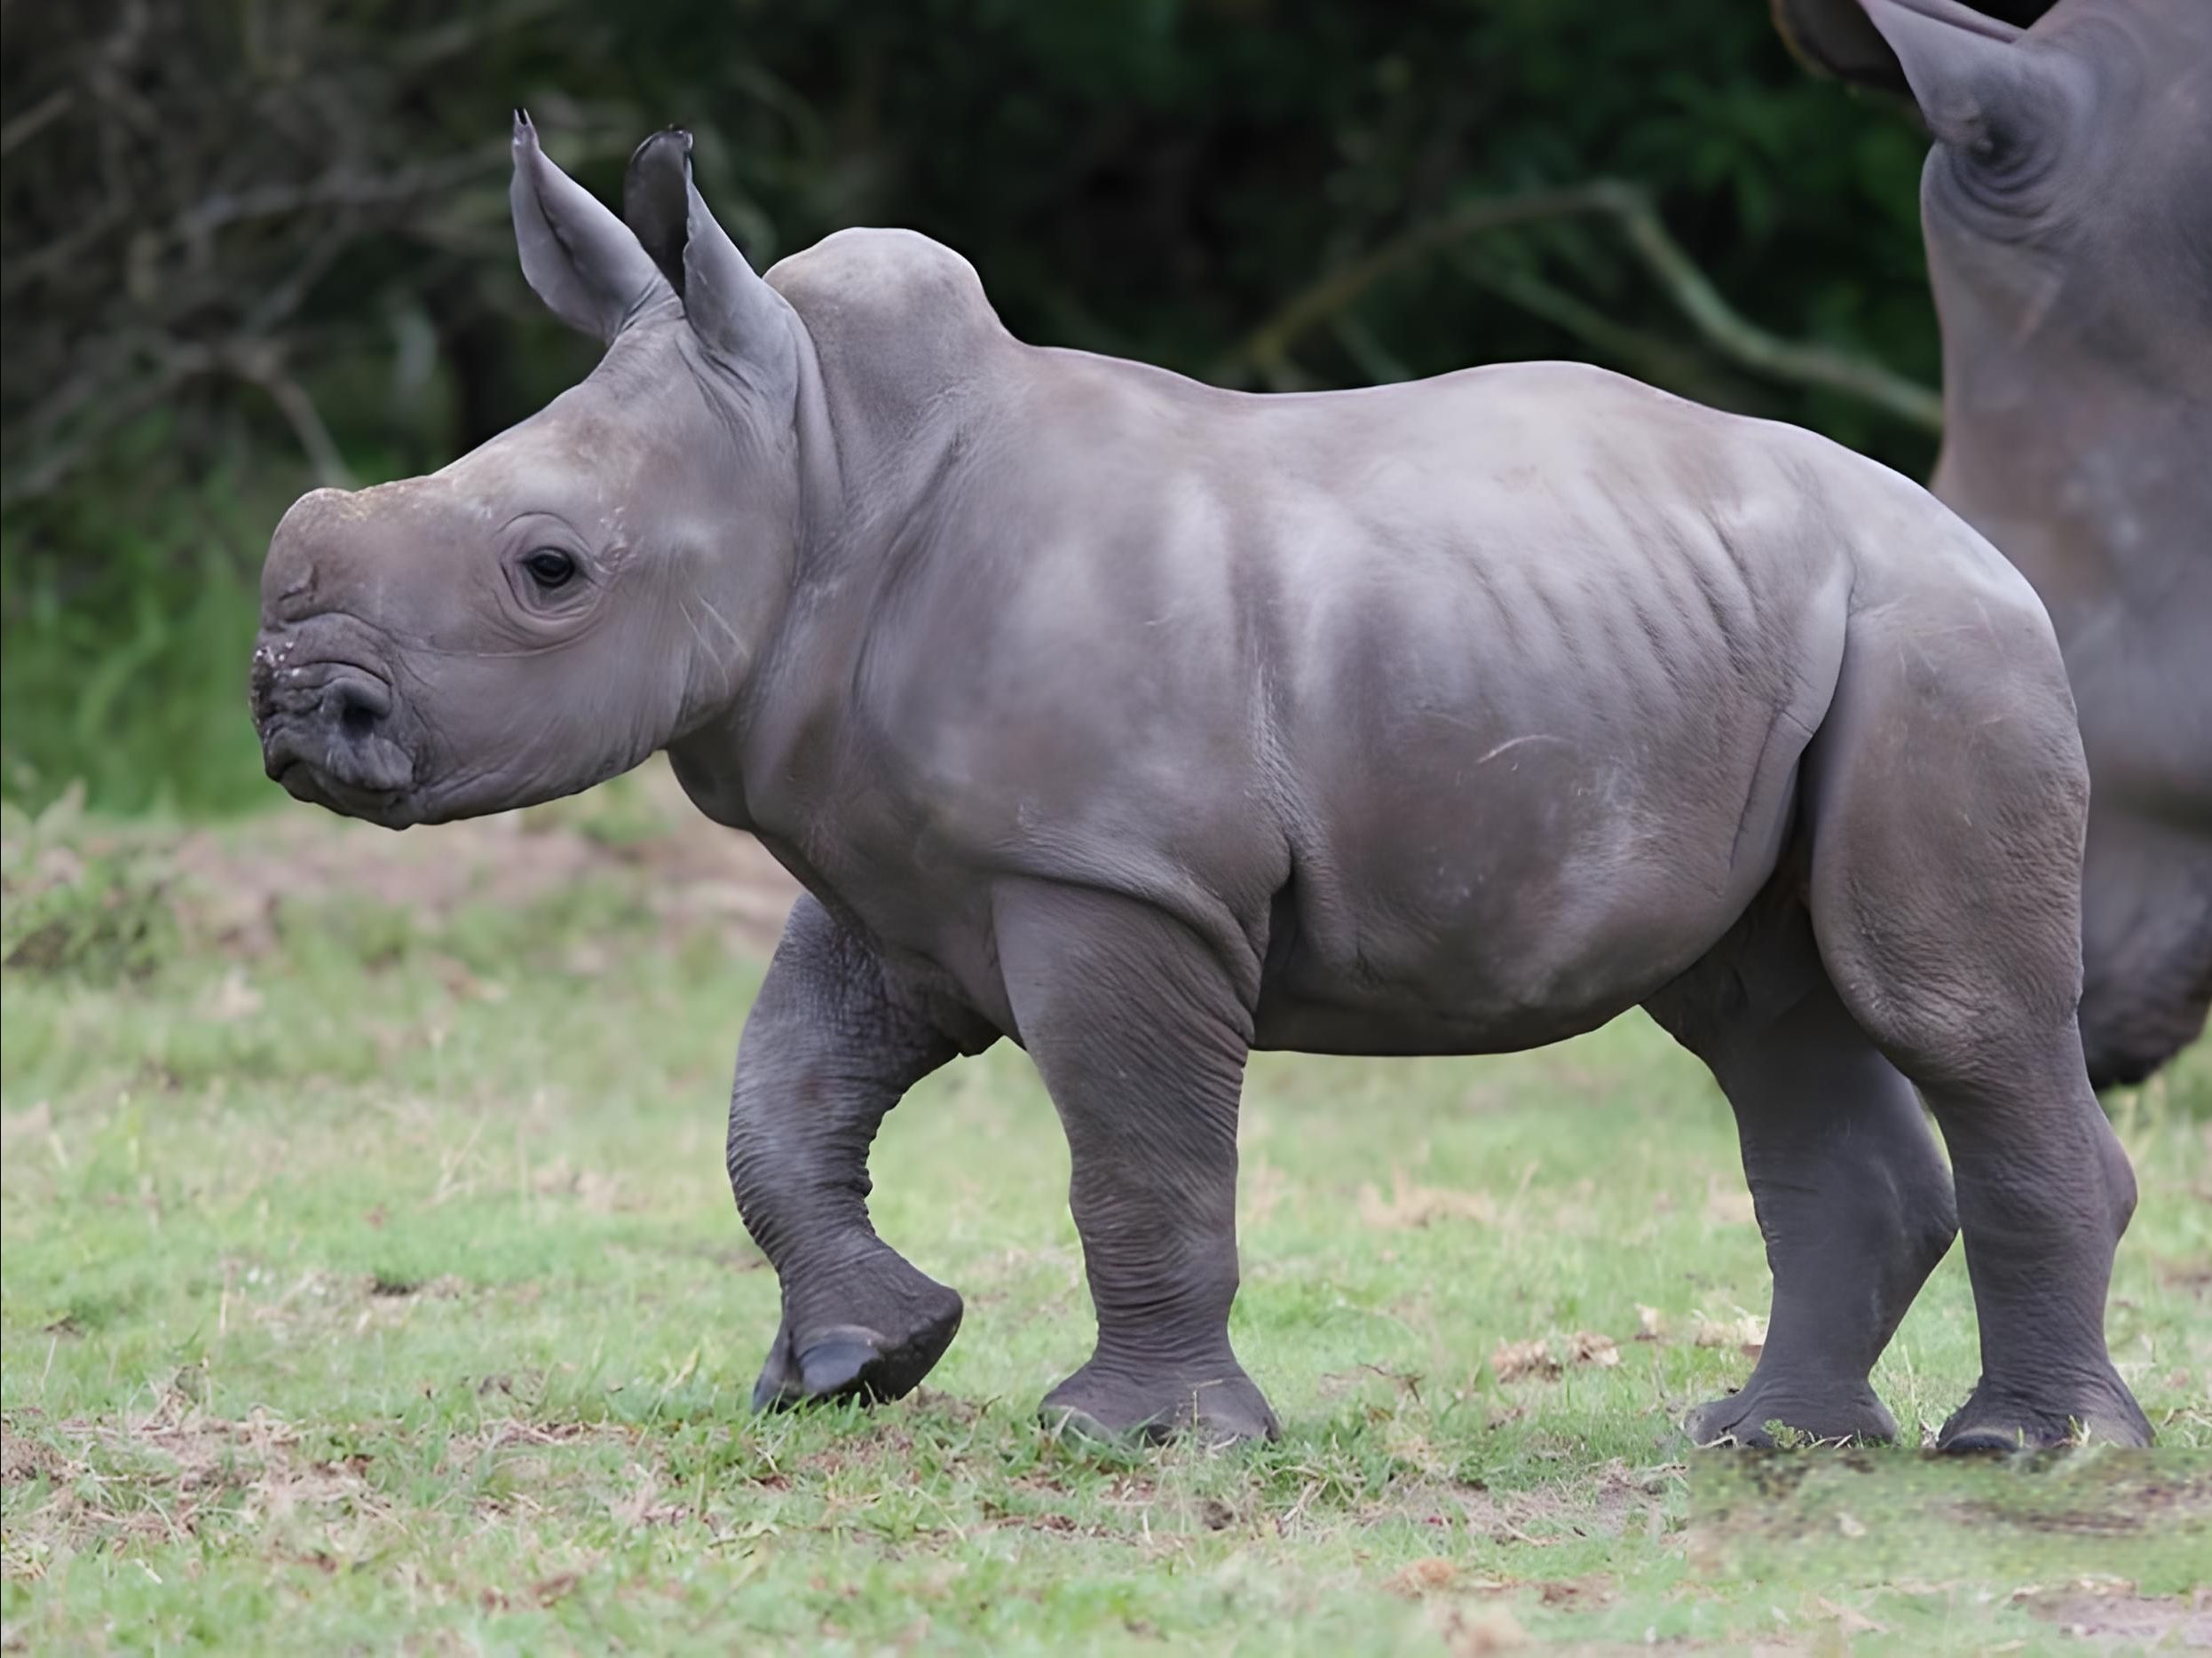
[
  {"x1": 1777, "y1": 0, "x2": 2212, "y2": 1086},
  {"x1": 250, "y1": 120, "x2": 2153, "y2": 1452}
]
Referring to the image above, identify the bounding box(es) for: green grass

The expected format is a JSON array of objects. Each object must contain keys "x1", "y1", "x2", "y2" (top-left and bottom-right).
[{"x1": 3, "y1": 787, "x2": 2208, "y2": 1654}]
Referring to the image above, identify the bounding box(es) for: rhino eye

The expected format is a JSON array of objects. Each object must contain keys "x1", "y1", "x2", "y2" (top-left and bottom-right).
[{"x1": 522, "y1": 549, "x2": 578, "y2": 589}]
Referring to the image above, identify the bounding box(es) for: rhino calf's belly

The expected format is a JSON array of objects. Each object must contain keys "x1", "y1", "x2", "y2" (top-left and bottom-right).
[
  {"x1": 1236, "y1": 790, "x2": 1801, "y2": 1058},
  {"x1": 1237, "y1": 675, "x2": 1815, "y2": 1056},
  {"x1": 1245, "y1": 841, "x2": 1779, "y2": 1057}
]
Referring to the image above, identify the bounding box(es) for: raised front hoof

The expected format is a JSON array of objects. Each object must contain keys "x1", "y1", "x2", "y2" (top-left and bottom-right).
[
  {"x1": 1935, "y1": 1375, "x2": 2153, "y2": 1454},
  {"x1": 749, "y1": 1283, "x2": 964, "y2": 1414},
  {"x1": 1039, "y1": 1359, "x2": 1280, "y2": 1449},
  {"x1": 1687, "y1": 1381, "x2": 1898, "y2": 1449}
]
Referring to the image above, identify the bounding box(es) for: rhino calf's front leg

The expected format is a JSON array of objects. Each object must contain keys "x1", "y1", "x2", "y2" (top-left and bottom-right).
[
  {"x1": 731, "y1": 895, "x2": 980, "y2": 1410},
  {"x1": 997, "y1": 882, "x2": 1279, "y2": 1445}
]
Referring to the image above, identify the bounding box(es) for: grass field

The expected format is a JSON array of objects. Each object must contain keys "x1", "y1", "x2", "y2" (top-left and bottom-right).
[{"x1": 4, "y1": 767, "x2": 2208, "y2": 1654}]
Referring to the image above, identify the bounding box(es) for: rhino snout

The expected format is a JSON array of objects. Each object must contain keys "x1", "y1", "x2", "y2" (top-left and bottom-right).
[{"x1": 252, "y1": 643, "x2": 419, "y2": 822}]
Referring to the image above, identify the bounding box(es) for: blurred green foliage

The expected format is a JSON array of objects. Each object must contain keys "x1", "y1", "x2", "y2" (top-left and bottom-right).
[
  {"x1": 1, "y1": 464, "x2": 279, "y2": 816},
  {"x1": 3, "y1": 0, "x2": 1960, "y2": 817}
]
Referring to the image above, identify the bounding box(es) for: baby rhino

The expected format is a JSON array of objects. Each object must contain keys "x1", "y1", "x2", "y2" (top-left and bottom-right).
[{"x1": 251, "y1": 122, "x2": 2150, "y2": 1453}]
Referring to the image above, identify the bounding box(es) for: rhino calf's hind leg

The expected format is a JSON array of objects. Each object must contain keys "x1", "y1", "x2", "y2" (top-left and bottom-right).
[
  {"x1": 1805, "y1": 604, "x2": 2152, "y2": 1451},
  {"x1": 1651, "y1": 943, "x2": 1958, "y2": 1448},
  {"x1": 731, "y1": 896, "x2": 975, "y2": 1412},
  {"x1": 997, "y1": 883, "x2": 1279, "y2": 1445}
]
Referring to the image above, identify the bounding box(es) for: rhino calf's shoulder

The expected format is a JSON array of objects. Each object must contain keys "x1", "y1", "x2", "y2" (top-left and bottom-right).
[{"x1": 249, "y1": 122, "x2": 2151, "y2": 1452}]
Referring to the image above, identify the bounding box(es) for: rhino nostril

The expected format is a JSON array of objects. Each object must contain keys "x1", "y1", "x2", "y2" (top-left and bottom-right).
[{"x1": 327, "y1": 676, "x2": 392, "y2": 739}]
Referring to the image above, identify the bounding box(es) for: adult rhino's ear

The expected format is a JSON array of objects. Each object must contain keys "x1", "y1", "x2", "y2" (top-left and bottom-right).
[
  {"x1": 1774, "y1": 1, "x2": 2068, "y2": 149},
  {"x1": 622, "y1": 127, "x2": 796, "y2": 398},
  {"x1": 1772, "y1": 0, "x2": 1916, "y2": 99},
  {"x1": 1850, "y1": 0, "x2": 2081, "y2": 160},
  {"x1": 510, "y1": 111, "x2": 674, "y2": 343}
]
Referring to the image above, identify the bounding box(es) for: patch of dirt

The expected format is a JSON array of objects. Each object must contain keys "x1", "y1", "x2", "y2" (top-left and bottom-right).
[
  {"x1": 438, "y1": 1418, "x2": 655, "y2": 1520},
  {"x1": 479, "y1": 1570, "x2": 587, "y2": 1614},
  {"x1": 0, "y1": 1389, "x2": 380, "y2": 1568},
  {"x1": 1689, "y1": 1309, "x2": 1767, "y2": 1358},
  {"x1": 1489, "y1": 1338, "x2": 1559, "y2": 1383},
  {"x1": 168, "y1": 756, "x2": 801, "y2": 957},
  {"x1": 0, "y1": 1420, "x2": 70, "y2": 1488},
  {"x1": 1488, "y1": 1330, "x2": 1622, "y2": 1384},
  {"x1": 2018, "y1": 1584, "x2": 2212, "y2": 1647},
  {"x1": 2158, "y1": 1259, "x2": 2212, "y2": 1298},
  {"x1": 1949, "y1": 1462, "x2": 2212, "y2": 1537},
  {"x1": 1423, "y1": 1458, "x2": 1677, "y2": 1546},
  {"x1": 1, "y1": 1391, "x2": 666, "y2": 1578},
  {"x1": 440, "y1": 1418, "x2": 644, "y2": 1464},
  {"x1": 1387, "y1": 1556, "x2": 1464, "y2": 1595},
  {"x1": 979, "y1": 1496, "x2": 1102, "y2": 1538}
]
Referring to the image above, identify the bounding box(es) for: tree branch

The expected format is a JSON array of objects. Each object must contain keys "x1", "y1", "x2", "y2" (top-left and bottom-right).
[
  {"x1": 1214, "y1": 183, "x2": 1627, "y2": 386},
  {"x1": 1453, "y1": 254, "x2": 1736, "y2": 401},
  {"x1": 223, "y1": 345, "x2": 354, "y2": 491},
  {"x1": 0, "y1": 87, "x2": 71, "y2": 157},
  {"x1": 1593, "y1": 181, "x2": 1941, "y2": 431},
  {"x1": 1216, "y1": 179, "x2": 1941, "y2": 433}
]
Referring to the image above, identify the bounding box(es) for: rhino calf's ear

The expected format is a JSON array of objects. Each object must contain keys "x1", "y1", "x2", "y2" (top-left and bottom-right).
[
  {"x1": 623, "y1": 126, "x2": 695, "y2": 300},
  {"x1": 683, "y1": 174, "x2": 797, "y2": 392},
  {"x1": 621, "y1": 127, "x2": 797, "y2": 400},
  {"x1": 511, "y1": 110, "x2": 674, "y2": 343}
]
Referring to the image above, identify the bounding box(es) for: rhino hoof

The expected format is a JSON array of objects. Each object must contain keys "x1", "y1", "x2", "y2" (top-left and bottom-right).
[
  {"x1": 750, "y1": 1293, "x2": 964, "y2": 1414},
  {"x1": 1039, "y1": 1359, "x2": 1280, "y2": 1449},
  {"x1": 1935, "y1": 1373, "x2": 2153, "y2": 1453},
  {"x1": 1686, "y1": 1382, "x2": 1898, "y2": 1449}
]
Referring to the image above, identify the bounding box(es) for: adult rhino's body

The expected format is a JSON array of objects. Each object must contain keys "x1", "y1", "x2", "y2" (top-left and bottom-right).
[
  {"x1": 1778, "y1": 0, "x2": 2212, "y2": 1086},
  {"x1": 250, "y1": 123, "x2": 2150, "y2": 1451}
]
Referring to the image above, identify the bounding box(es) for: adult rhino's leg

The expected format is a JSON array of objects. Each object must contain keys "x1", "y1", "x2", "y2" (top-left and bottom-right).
[
  {"x1": 1647, "y1": 911, "x2": 1958, "y2": 1448},
  {"x1": 2076, "y1": 809, "x2": 2212, "y2": 1090},
  {"x1": 1803, "y1": 604, "x2": 2152, "y2": 1451},
  {"x1": 733, "y1": 894, "x2": 979, "y2": 1411},
  {"x1": 994, "y1": 881, "x2": 1277, "y2": 1445}
]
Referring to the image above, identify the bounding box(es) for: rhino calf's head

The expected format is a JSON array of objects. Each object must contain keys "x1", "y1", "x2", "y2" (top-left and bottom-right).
[{"x1": 250, "y1": 120, "x2": 801, "y2": 828}]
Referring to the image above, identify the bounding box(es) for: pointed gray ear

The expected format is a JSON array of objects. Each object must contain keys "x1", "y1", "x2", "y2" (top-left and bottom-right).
[
  {"x1": 1772, "y1": 0, "x2": 1916, "y2": 98},
  {"x1": 1855, "y1": 0, "x2": 2068, "y2": 154},
  {"x1": 511, "y1": 111, "x2": 673, "y2": 343},
  {"x1": 623, "y1": 127, "x2": 695, "y2": 300},
  {"x1": 621, "y1": 126, "x2": 795, "y2": 394},
  {"x1": 683, "y1": 173, "x2": 797, "y2": 387}
]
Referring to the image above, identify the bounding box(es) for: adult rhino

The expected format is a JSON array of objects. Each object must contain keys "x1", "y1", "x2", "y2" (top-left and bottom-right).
[
  {"x1": 249, "y1": 122, "x2": 2151, "y2": 1451},
  {"x1": 1774, "y1": 0, "x2": 2212, "y2": 1086}
]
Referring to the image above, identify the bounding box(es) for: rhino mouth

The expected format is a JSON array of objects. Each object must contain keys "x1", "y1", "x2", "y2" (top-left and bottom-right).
[
  {"x1": 253, "y1": 649, "x2": 423, "y2": 828},
  {"x1": 270, "y1": 756, "x2": 419, "y2": 828}
]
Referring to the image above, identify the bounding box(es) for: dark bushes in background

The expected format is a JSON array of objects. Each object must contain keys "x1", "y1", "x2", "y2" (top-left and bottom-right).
[{"x1": 1, "y1": 0, "x2": 2015, "y2": 813}]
